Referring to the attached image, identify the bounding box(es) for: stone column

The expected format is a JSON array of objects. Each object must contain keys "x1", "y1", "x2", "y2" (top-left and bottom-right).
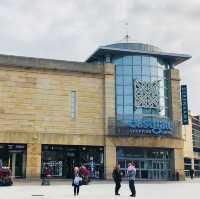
[
  {"x1": 166, "y1": 68, "x2": 185, "y2": 180},
  {"x1": 173, "y1": 148, "x2": 185, "y2": 180},
  {"x1": 11, "y1": 153, "x2": 16, "y2": 177},
  {"x1": 26, "y1": 143, "x2": 41, "y2": 178},
  {"x1": 104, "y1": 63, "x2": 115, "y2": 135},
  {"x1": 105, "y1": 139, "x2": 116, "y2": 179},
  {"x1": 166, "y1": 68, "x2": 182, "y2": 123},
  {"x1": 103, "y1": 63, "x2": 116, "y2": 179}
]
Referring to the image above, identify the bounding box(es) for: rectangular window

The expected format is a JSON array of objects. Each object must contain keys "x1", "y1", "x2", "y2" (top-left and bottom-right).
[{"x1": 70, "y1": 91, "x2": 76, "y2": 119}]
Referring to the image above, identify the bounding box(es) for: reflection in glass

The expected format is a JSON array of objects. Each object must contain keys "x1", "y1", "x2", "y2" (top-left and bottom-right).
[
  {"x1": 116, "y1": 76, "x2": 123, "y2": 85},
  {"x1": 133, "y1": 65, "x2": 141, "y2": 74},
  {"x1": 116, "y1": 95, "x2": 123, "y2": 105},
  {"x1": 142, "y1": 66, "x2": 151, "y2": 76},
  {"x1": 123, "y1": 65, "x2": 132, "y2": 75},
  {"x1": 133, "y1": 55, "x2": 141, "y2": 65},
  {"x1": 116, "y1": 65, "x2": 123, "y2": 75},
  {"x1": 124, "y1": 106, "x2": 133, "y2": 115},
  {"x1": 113, "y1": 54, "x2": 169, "y2": 120},
  {"x1": 116, "y1": 86, "x2": 123, "y2": 95},
  {"x1": 150, "y1": 57, "x2": 157, "y2": 66},
  {"x1": 124, "y1": 86, "x2": 133, "y2": 95},
  {"x1": 124, "y1": 95, "x2": 133, "y2": 105},
  {"x1": 142, "y1": 56, "x2": 150, "y2": 65},
  {"x1": 124, "y1": 76, "x2": 132, "y2": 85},
  {"x1": 123, "y1": 56, "x2": 132, "y2": 65}
]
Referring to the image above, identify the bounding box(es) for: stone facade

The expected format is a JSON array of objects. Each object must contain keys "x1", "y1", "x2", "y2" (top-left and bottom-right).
[
  {"x1": 0, "y1": 59, "x2": 106, "y2": 178},
  {"x1": 0, "y1": 55, "x2": 185, "y2": 180}
]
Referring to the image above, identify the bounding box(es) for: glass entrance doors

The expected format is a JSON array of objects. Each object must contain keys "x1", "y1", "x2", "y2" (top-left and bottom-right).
[{"x1": 117, "y1": 147, "x2": 172, "y2": 180}]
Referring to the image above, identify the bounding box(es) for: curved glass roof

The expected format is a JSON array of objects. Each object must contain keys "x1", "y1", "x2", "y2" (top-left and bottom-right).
[
  {"x1": 86, "y1": 42, "x2": 191, "y2": 66},
  {"x1": 105, "y1": 43, "x2": 162, "y2": 53}
]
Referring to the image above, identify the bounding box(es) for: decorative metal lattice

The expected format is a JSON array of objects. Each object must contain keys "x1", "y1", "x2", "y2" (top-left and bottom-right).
[{"x1": 134, "y1": 80, "x2": 160, "y2": 109}]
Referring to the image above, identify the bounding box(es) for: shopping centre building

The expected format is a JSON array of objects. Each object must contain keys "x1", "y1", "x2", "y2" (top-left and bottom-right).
[
  {"x1": 0, "y1": 42, "x2": 191, "y2": 180},
  {"x1": 183, "y1": 112, "x2": 200, "y2": 177}
]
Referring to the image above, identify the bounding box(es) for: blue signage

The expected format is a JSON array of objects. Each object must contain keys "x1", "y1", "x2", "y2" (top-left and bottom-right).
[
  {"x1": 181, "y1": 85, "x2": 189, "y2": 125},
  {"x1": 128, "y1": 119, "x2": 173, "y2": 135}
]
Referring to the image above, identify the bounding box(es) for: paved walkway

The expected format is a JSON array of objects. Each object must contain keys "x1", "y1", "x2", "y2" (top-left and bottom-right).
[{"x1": 0, "y1": 179, "x2": 199, "y2": 199}]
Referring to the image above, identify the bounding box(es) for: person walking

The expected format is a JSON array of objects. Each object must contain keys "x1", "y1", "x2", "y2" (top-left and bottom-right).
[
  {"x1": 72, "y1": 167, "x2": 82, "y2": 196},
  {"x1": 41, "y1": 164, "x2": 51, "y2": 185},
  {"x1": 190, "y1": 169, "x2": 194, "y2": 179},
  {"x1": 112, "y1": 164, "x2": 122, "y2": 195},
  {"x1": 127, "y1": 163, "x2": 136, "y2": 197}
]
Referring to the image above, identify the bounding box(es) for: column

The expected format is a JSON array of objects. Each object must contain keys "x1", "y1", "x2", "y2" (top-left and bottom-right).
[
  {"x1": 11, "y1": 153, "x2": 16, "y2": 177},
  {"x1": 173, "y1": 148, "x2": 185, "y2": 180},
  {"x1": 105, "y1": 140, "x2": 116, "y2": 179},
  {"x1": 104, "y1": 63, "x2": 116, "y2": 179},
  {"x1": 104, "y1": 63, "x2": 115, "y2": 135},
  {"x1": 26, "y1": 143, "x2": 41, "y2": 178}
]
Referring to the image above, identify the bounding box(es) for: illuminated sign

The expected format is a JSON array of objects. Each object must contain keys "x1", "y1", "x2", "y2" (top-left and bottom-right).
[
  {"x1": 181, "y1": 85, "x2": 189, "y2": 125},
  {"x1": 127, "y1": 119, "x2": 173, "y2": 135}
]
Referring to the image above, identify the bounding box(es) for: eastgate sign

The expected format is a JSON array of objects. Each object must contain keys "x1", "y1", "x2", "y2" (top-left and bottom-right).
[{"x1": 127, "y1": 119, "x2": 173, "y2": 135}]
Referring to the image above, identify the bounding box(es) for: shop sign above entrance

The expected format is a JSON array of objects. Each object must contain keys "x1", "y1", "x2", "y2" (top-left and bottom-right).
[{"x1": 127, "y1": 119, "x2": 173, "y2": 135}]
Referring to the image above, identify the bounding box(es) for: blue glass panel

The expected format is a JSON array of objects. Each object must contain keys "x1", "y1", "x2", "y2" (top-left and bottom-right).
[
  {"x1": 116, "y1": 65, "x2": 123, "y2": 75},
  {"x1": 113, "y1": 57, "x2": 123, "y2": 65},
  {"x1": 133, "y1": 65, "x2": 141, "y2": 74},
  {"x1": 124, "y1": 65, "x2": 132, "y2": 75},
  {"x1": 124, "y1": 86, "x2": 132, "y2": 95},
  {"x1": 150, "y1": 57, "x2": 157, "y2": 66},
  {"x1": 151, "y1": 109, "x2": 159, "y2": 115},
  {"x1": 142, "y1": 75, "x2": 151, "y2": 81},
  {"x1": 116, "y1": 76, "x2": 123, "y2": 85},
  {"x1": 124, "y1": 95, "x2": 133, "y2": 105},
  {"x1": 116, "y1": 95, "x2": 123, "y2": 105},
  {"x1": 133, "y1": 75, "x2": 142, "y2": 80},
  {"x1": 133, "y1": 55, "x2": 141, "y2": 65},
  {"x1": 124, "y1": 106, "x2": 133, "y2": 115},
  {"x1": 150, "y1": 66, "x2": 157, "y2": 76},
  {"x1": 123, "y1": 56, "x2": 132, "y2": 65},
  {"x1": 142, "y1": 108, "x2": 151, "y2": 114},
  {"x1": 116, "y1": 86, "x2": 123, "y2": 95},
  {"x1": 142, "y1": 56, "x2": 150, "y2": 66},
  {"x1": 134, "y1": 107, "x2": 142, "y2": 115},
  {"x1": 124, "y1": 114, "x2": 133, "y2": 121},
  {"x1": 124, "y1": 75, "x2": 132, "y2": 85},
  {"x1": 142, "y1": 66, "x2": 151, "y2": 76},
  {"x1": 117, "y1": 105, "x2": 123, "y2": 115}
]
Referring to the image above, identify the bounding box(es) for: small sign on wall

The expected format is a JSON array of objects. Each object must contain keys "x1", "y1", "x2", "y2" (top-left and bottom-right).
[{"x1": 181, "y1": 85, "x2": 189, "y2": 125}]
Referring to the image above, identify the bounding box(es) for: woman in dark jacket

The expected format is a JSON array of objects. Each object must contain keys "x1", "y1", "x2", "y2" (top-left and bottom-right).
[{"x1": 112, "y1": 164, "x2": 122, "y2": 195}]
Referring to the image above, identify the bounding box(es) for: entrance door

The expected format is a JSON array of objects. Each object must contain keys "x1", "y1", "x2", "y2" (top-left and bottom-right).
[
  {"x1": 152, "y1": 160, "x2": 160, "y2": 179},
  {"x1": 151, "y1": 160, "x2": 169, "y2": 180},
  {"x1": 65, "y1": 157, "x2": 76, "y2": 178},
  {"x1": 11, "y1": 152, "x2": 24, "y2": 178}
]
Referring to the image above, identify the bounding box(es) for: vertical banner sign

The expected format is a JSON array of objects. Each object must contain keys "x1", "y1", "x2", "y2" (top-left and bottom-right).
[{"x1": 181, "y1": 85, "x2": 189, "y2": 125}]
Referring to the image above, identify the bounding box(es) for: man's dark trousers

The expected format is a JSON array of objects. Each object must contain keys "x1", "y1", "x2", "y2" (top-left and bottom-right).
[
  {"x1": 115, "y1": 181, "x2": 121, "y2": 195},
  {"x1": 129, "y1": 180, "x2": 136, "y2": 196}
]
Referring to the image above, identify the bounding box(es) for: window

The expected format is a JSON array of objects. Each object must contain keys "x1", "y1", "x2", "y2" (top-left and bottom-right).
[{"x1": 70, "y1": 91, "x2": 76, "y2": 119}]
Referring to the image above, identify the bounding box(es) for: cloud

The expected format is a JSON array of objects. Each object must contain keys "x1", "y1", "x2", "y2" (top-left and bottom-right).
[{"x1": 0, "y1": 0, "x2": 199, "y2": 113}]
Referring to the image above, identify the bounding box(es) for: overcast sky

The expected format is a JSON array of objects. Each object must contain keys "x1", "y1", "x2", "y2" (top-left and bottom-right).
[{"x1": 0, "y1": 0, "x2": 199, "y2": 113}]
